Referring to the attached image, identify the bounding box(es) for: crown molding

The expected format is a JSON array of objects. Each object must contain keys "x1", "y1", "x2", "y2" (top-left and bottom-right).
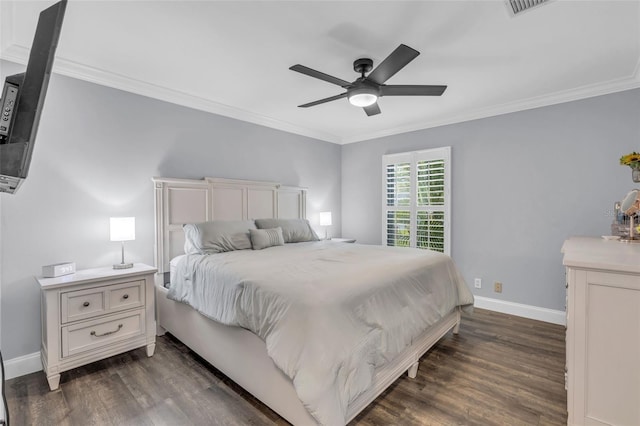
[
  {"x1": 341, "y1": 72, "x2": 640, "y2": 144},
  {"x1": 0, "y1": 43, "x2": 343, "y2": 145}
]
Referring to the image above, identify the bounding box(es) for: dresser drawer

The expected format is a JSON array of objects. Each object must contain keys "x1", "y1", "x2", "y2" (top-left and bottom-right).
[
  {"x1": 61, "y1": 310, "x2": 145, "y2": 358},
  {"x1": 61, "y1": 279, "x2": 145, "y2": 324}
]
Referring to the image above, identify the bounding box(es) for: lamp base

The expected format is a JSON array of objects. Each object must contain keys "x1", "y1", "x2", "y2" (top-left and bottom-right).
[{"x1": 113, "y1": 262, "x2": 134, "y2": 269}]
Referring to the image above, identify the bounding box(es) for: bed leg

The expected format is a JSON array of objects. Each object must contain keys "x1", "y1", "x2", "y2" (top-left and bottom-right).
[
  {"x1": 407, "y1": 362, "x2": 419, "y2": 379},
  {"x1": 453, "y1": 309, "x2": 461, "y2": 334}
]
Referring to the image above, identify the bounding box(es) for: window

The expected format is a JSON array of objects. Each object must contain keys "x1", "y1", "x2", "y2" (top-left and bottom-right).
[{"x1": 382, "y1": 147, "x2": 451, "y2": 255}]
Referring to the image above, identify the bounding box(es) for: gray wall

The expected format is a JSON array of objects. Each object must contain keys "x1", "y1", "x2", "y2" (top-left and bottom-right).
[
  {"x1": 342, "y1": 88, "x2": 640, "y2": 311},
  {"x1": 0, "y1": 60, "x2": 341, "y2": 360},
  {"x1": 2, "y1": 54, "x2": 638, "y2": 361}
]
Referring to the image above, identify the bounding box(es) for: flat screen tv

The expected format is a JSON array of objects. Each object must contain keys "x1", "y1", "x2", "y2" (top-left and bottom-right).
[{"x1": 0, "y1": 0, "x2": 66, "y2": 194}]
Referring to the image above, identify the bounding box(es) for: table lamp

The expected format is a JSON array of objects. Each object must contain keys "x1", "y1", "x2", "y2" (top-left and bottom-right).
[
  {"x1": 319, "y1": 211, "x2": 332, "y2": 240},
  {"x1": 110, "y1": 217, "x2": 135, "y2": 268}
]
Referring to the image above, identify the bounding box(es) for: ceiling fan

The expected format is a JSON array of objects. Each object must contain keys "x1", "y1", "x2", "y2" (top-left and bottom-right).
[{"x1": 289, "y1": 44, "x2": 447, "y2": 116}]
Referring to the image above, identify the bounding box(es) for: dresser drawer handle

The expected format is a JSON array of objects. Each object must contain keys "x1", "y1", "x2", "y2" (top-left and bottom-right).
[
  {"x1": 90, "y1": 324, "x2": 123, "y2": 338},
  {"x1": 122, "y1": 294, "x2": 129, "y2": 300},
  {"x1": 82, "y1": 301, "x2": 90, "y2": 307}
]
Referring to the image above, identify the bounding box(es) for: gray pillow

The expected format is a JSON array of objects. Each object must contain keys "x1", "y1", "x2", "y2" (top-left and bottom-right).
[
  {"x1": 183, "y1": 220, "x2": 256, "y2": 254},
  {"x1": 254, "y1": 218, "x2": 319, "y2": 243},
  {"x1": 250, "y1": 227, "x2": 285, "y2": 250}
]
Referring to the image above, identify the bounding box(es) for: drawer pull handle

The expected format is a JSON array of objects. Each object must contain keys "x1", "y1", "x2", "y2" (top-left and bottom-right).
[
  {"x1": 122, "y1": 294, "x2": 129, "y2": 300},
  {"x1": 82, "y1": 301, "x2": 90, "y2": 307},
  {"x1": 90, "y1": 324, "x2": 123, "y2": 338}
]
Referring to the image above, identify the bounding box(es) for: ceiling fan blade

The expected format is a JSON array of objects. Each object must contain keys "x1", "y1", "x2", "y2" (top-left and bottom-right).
[
  {"x1": 363, "y1": 103, "x2": 381, "y2": 116},
  {"x1": 298, "y1": 92, "x2": 348, "y2": 108},
  {"x1": 380, "y1": 85, "x2": 447, "y2": 96},
  {"x1": 290, "y1": 64, "x2": 352, "y2": 87},
  {"x1": 367, "y1": 44, "x2": 420, "y2": 85}
]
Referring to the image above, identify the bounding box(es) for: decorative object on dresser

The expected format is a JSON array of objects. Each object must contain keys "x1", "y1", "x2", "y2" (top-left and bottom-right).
[
  {"x1": 562, "y1": 237, "x2": 640, "y2": 425},
  {"x1": 620, "y1": 151, "x2": 640, "y2": 182},
  {"x1": 110, "y1": 217, "x2": 135, "y2": 269},
  {"x1": 619, "y1": 189, "x2": 640, "y2": 243},
  {"x1": 319, "y1": 211, "x2": 332, "y2": 239},
  {"x1": 37, "y1": 263, "x2": 157, "y2": 391}
]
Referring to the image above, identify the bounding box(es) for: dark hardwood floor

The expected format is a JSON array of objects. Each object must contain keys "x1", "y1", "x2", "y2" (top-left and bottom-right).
[{"x1": 6, "y1": 309, "x2": 567, "y2": 425}]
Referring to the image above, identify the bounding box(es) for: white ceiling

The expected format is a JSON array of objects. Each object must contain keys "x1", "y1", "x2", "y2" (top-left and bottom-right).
[{"x1": 1, "y1": 1, "x2": 639, "y2": 144}]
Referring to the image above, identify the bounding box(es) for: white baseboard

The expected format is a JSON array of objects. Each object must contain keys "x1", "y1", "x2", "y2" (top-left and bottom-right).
[
  {"x1": 2, "y1": 298, "x2": 564, "y2": 380},
  {"x1": 474, "y1": 296, "x2": 566, "y2": 326},
  {"x1": 4, "y1": 351, "x2": 42, "y2": 380}
]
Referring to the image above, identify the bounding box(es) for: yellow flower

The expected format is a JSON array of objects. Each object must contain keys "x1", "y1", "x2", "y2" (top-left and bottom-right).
[{"x1": 620, "y1": 152, "x2": 640, "y2": 167}]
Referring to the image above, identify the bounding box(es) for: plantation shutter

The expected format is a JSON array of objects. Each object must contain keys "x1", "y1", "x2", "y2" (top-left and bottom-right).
[{"x1": 382, "y1": 147, "x2": 451, "y2": 255}]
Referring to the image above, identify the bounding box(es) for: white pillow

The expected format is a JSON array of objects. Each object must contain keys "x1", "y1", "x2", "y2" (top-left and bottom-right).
[
  {"x1": 250, "y1": 227, "x2": 285, "y2": 250},
  {"x1": 254, "y1": 218, "x2": 319, "y2": 243},
  {"x1": 183, "y1": 220, "x2": 256, "y2": 254}
]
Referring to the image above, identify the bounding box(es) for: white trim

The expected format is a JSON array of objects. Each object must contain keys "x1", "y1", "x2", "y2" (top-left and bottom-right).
[
  {"x1": 474, "y1": 296, "x2": 566, "y2": 326},
  {"x1": 0, "y1": 44, "x2": 343, "y2": 145},
  {"x1": 4, "y1": 351, "x2": 42, "y2": 380}
]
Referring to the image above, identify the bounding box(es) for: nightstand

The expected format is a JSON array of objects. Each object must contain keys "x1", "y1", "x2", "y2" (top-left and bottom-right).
[
  {"x1": 330, "y1": 238, "x2": 356, "y2": 243},
  {"x1": 37, "y1": 263, "x2": 157, "y2": 390}
]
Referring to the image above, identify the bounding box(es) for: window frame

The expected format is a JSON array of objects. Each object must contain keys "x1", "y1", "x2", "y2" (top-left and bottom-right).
[{"x1": 381, "y1": 146, "x2": 451, "y2": 255}]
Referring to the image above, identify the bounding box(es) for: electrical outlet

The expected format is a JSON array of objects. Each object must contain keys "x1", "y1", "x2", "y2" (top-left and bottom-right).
[
  {"x1": 494, "y1": 282, "x2": 503, "y2": 293},
  {"x1": 474, "y1": 278, "x2": 482, "y2": 289}
]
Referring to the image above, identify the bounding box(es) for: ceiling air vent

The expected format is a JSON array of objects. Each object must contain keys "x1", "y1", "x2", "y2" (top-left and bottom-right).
[{"x1": 506, "y1": 0, "x2": 551, "y2": 16}]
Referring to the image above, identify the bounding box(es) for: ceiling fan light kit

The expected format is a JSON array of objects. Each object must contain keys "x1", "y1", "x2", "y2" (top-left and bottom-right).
[
  {"x1": 348, "y1": 87, "x2": 378, "y2": 107},
  {"x1": 290, "y1": 44, "x2": 447, "y2": 116}
]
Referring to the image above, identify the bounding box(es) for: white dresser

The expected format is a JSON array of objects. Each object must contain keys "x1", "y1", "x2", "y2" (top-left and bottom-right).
[
  {"x1": 37, "y1": 263, "x2": 157, "y2": 390},
  {"x1": 562, "y1": 237, "x2": 640, "y2": 425}
]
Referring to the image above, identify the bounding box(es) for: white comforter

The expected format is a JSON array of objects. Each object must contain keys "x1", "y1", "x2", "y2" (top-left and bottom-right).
[{"x1": 168, "y1": 241, "x2": 473, "y2": 425}]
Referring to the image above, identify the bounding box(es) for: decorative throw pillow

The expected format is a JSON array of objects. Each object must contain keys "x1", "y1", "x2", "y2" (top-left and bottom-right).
[
  {"x1": 183, "y1": 220, "x2": 256, "y2": 254},
  {"x1": 254, "y1": 218, "x2": 319, "y2": 243},
  {"x1": 250, "y1": 227, "x2": 285, "y2": 250}
]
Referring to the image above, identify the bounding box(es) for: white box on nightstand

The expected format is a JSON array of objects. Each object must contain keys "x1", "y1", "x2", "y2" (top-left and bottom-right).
[{"x1": 42, "y1": 262, "x2": 76, "y2": 277}]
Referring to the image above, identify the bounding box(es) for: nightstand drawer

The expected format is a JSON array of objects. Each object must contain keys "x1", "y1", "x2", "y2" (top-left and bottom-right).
[
  {"x1": 61, "y1": 288, "x2": 106, "y2": 323},
  {"x1": 62, "y1": 310, "x2": 145, "y2": 358},
  {"x1": 108, "y1": 281, "x2": 144, "y2": 311},
  {"x1": 61, "y1": 279, "x2": 145, "y2": 324}
]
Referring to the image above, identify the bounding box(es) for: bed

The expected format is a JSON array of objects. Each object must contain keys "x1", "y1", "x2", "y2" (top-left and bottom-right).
[{"x1": 152, "y1": 177, "x2": 473, "y2": 425}]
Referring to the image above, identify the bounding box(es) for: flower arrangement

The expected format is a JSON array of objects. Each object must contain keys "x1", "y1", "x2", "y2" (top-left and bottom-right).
[{"x1": 620, "y1": 152, "x2": 640, "y2": 169}]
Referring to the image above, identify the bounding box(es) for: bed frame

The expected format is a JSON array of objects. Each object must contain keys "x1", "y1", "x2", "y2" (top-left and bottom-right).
[{"x1": 152, "y1": 176, "x2": 461, "y2": 425}]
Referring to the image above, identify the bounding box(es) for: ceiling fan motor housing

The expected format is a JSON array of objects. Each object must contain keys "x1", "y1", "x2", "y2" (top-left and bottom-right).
[{"x1": 353, "y1": 58, "x2": 373, "y2": 75}]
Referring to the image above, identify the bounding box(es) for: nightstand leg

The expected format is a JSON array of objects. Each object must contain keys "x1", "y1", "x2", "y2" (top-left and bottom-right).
[
  {"x1": 146, "y1": 343, "x2": 156, "y2": 357},
  {"x1": 47, "y1": 373, "x2": 61, "y2": 391}
]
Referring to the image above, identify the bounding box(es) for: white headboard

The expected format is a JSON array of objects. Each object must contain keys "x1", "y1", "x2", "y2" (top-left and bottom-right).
[{"x1": 153, "y1": 177, "x2": 307, "y2": 274}]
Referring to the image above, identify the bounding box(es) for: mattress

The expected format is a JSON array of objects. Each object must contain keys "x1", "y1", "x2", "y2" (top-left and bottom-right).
[{"x1": 168, "y1": 241, "x2": 473, "y2": 425}]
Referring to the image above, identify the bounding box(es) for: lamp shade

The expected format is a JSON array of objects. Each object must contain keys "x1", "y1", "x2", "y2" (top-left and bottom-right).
[
  {"x1": 110, "y1": 217, "x2": 135, "y2": 242},
  {"x1": 319, "y1": 211, "x2": 332, "y2": 227}
]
